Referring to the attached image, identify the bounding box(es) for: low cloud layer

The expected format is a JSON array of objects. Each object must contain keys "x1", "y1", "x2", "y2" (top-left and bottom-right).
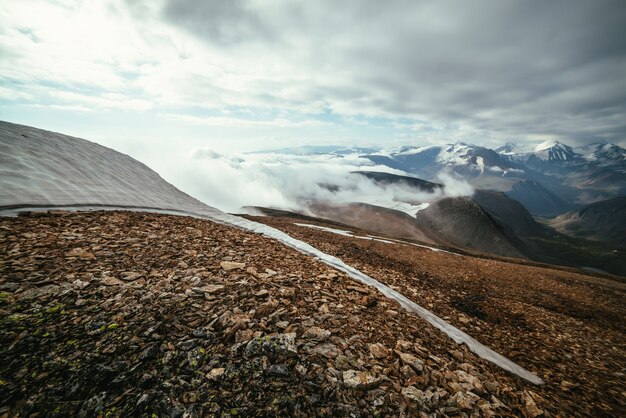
[{"x1": 158, "y1": 148, "x2": 474, "y2": 216}]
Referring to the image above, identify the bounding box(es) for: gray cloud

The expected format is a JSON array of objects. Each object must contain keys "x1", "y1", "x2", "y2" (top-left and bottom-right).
[
  {"x1": 162, "y1": 0, "x2": 273, "y2": 45},
  {"x1": 158, "y1": 0, "x2": 626, "y2": 145}
]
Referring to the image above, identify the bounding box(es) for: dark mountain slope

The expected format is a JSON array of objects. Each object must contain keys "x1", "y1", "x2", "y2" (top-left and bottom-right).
[
  {"x1": 472, "y1": 190, "x2": 550, "y2": 239},
  {"x1": 414, "y1": 196, "x2": 526, "y2": 259},
  {"x1": 505, "y1": 180, "x2": 576, "y2": 217},
  {"x1": 353, "y1": 171, "x2": 442, "y2": 192},
  {"x1": 550, "y1": 196, "x2": 626, "y2": 246}
]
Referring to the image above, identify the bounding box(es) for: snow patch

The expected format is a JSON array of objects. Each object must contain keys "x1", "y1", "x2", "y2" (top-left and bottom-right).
[
  {"x1": 363, "y1": 200, "x2": 430, "y2": 218},
  {"x1": 532, "y1": 139, "x2": 560, "y2": 152},
  {"x1": 476, "y1": 156, "x2": 485, "y2": 175}
]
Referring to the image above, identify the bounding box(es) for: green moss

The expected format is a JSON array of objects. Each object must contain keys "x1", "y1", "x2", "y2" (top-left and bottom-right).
[
  {"x1": 107, "y1": 323, "x2": 119, "y2": 330},
  {"x1": 46, "y1": 304, "x2": 65, "y2": 314},
  {"x1": 5, "y1": 313, "x2": 27, "y2": 322},
  {"x1": 0, "y1": 292, "x2": 10, "y2": 301}
]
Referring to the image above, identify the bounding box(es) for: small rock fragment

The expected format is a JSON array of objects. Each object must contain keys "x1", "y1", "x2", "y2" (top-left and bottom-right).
[
  {"x1": 220, "y1": 261, "x2": 246, "y2": 271},
  {"x1": 343, "y1": 370, "x2": 381, "y2": 390},
  {"x1": 66, "y1": 248, "x2": 95, "y2": 259},
  {"x1": 121, "y1": 272, "x2": 142, "y2": 281},
  {"x1": 311, "y1": 342, "x2": 340, "y2": 359},
  {"x1": 245, "y1": 333, "x2": 297, "y2": 359},
  {"x1": 401, "y1": 386, "x2": 430, "y2": 408},
  {"x1": 207, "y1": 368, "x2": 225, "y2": 381},
  {"x1": 395, "y1": 350, "x2": 424, "y2": 373},
  {"x1": 72, "y1": 279, "x2": 89, "y2": 289},
  {"x1": 101, "y1": 276, "x2": 123, "y2": 286},
  {"x1": 368, "y1": 343, "x2": 390, "y2": 359},
  {"x1": 304, "y1": 326, "x2": 331, "y2": 341},
  {"x1": 560, "y1": 380, "x2": 578, "y2": 392},
  {"x1": 522, "y1": 391, "x2": 544, "y2": 418},
  {"x1": 192, "y1": 285, "x2": 225, "y2": 294},
  {"x1": 267, "y1": 364, "x2": 290, "y2": 377}
]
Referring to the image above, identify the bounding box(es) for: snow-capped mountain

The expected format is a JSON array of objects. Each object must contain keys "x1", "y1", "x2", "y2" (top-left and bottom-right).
[
  {"x1": 358, "y1": 139, "x2": 626, "y2": 217},
  {"x1": 502, "y1": 140, "x2": 626, "y2": 166},
  {"x1": 364, "y1": 143, "x2": 516, "y2": 180},
  {"x1": 528, "y1": 140, "x2": 582, "y2": 163},
  {"x1": 577, "y1": 142, "x2": 626, "y2": 163},
  {"x1": 494, "y1": 142, "x2": 523, "y2": 155}
]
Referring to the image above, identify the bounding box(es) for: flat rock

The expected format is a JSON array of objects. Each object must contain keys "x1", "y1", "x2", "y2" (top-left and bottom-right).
[
  {"x1": 101, "y1": 276, "x2": 124, "y2": 286},
  {"x1": 207, "y1": 368, "x2": 225, "y2": 381},
  {"x1": 311, "y1": 342, "x2": 340, "y2": 359},
  {"x1": 395, "y1": 350, "x2": 424, "y2": 373},
  {"x1": 522, "y1": 391, "x2": 544, "y2": 418},
  {"x1": 343, "y1": 370, "x2": 381, "y2": 390},
  {"x1": 220, "y1": 261, "x2": 246, "y2": 271},
  {"x1": 121, "y1": 272, "x2": 143, "y2": 281},
  {"x1": 368, "y1": 343, "x2": 390, "y2": 359},
  {"x1": 401, "y1": 386, "x2": 430, "y2": 407},
  {"x1": 192, "y1": 285, "x2": 225, "y2": 294},
  {"x1": 303, "y1": 326, "x2": 331, "y2": 341},
  {"x1": 65, "y1": 248, "x2": 95, "y2": 259}
]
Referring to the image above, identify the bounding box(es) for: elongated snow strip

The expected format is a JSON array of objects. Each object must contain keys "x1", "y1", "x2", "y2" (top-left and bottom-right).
[{"x1": 1, "y1": 203, "x2": 543, "y2": 384}]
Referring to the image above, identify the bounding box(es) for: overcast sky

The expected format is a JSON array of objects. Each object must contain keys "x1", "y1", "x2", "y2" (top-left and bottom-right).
[{"x1": 1, "y1": 0, "x2": 625, "y2": 157}]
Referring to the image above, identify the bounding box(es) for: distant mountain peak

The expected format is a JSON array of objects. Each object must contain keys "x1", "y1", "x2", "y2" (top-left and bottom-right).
[
  {"x1": 532, "y1": 139, "x2": 565, "y2": 152},
  {"x1": 495, "y1": 142, "x2": 520, "y2": 155}
]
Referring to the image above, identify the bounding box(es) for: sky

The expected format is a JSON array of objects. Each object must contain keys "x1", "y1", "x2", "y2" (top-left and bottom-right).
[{"x1": 1, "y1": 0, "x2": 625, "y2": 158}]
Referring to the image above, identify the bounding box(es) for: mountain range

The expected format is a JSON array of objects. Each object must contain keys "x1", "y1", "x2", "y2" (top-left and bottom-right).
[
  {"x1": 246, "y1": 140, "x2": 626, "y2": 275},
  {"x1": 358, "y1": 140, "x2": 626, "y2": 217}
]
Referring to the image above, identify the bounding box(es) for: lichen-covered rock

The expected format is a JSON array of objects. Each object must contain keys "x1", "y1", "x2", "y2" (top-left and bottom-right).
[{"x1": 244, "y1": 333, "x2": 297, "y2": 359}]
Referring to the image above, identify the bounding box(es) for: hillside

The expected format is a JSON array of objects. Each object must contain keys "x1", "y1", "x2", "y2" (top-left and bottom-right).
[
  {"x1": 1, "y1": 210, "x2": 538, "y2": 416},
  {"x1": 550, "y1": 196, "x2": 626, "y2": 246},
  {"x1": 247, "y1": 213, "x2": 626, "y2": 417},
  {"x1": 414, "y1": 196, "x2": 525, "y2": 259},
  {"x1": 1, "y1": 121, "x2": 625, "y2": 416},
  {"x1": 288, "y1": 169, "x2": 626, "y2": 275}
]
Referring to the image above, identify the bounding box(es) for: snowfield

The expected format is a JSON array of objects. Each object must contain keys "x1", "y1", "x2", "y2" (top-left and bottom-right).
[{"x1": 0, "y1": 120, "x2": 542, "y2": 384}]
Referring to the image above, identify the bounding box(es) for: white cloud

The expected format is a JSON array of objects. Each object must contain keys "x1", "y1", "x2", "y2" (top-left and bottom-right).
[{"x1": 154, "y1": 148, "x2": 474, "y2": 215}]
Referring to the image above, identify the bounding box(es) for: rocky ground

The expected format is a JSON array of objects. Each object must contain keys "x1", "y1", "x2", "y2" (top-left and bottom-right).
[
  {"x1": 0, "y1": 211, "x2": 623, "y2": 417},
  {"x1": 248, "y1": 214, "x2": 626, "y2": 417}
]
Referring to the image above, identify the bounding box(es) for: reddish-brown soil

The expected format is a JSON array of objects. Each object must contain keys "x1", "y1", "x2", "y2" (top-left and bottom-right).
[
  {"x1": 0, "y1": 210, "x2": 624, "y2": 416},
  {"x1": 250, "y1": 214, "x2": 626, "y2": 417}
]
